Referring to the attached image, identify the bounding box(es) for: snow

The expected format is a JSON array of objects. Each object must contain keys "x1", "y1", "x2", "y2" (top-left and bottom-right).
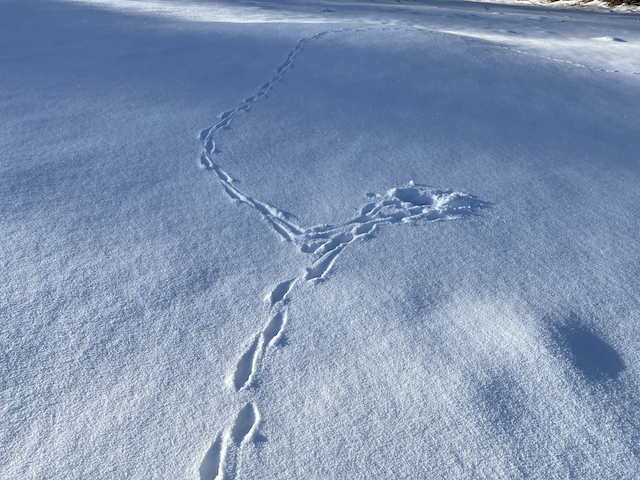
[{"x1": 2, "y1": 0, "x2": 640, "y2": 478}]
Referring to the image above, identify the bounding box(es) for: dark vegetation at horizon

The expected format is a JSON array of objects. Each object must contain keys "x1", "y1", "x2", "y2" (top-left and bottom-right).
[{"x1": 547, "y1": 0, "x2": 640, "y2": 6}]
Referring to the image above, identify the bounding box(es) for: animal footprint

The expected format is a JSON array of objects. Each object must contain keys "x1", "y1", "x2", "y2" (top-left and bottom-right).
[
  {"x1": 304, "y1": 245, "x2": 347, "y2": 281},
  {"x1": 263, "y1": 310, "x2": 287, "y2": 347},
  {"x1": 266, "y1": 279, "x2": 296, "y2": 307},
  {"x1": 232, "y1": 403, "x2": 259, "y2": 445},
  {"x1": 232, "y1": 336, "x2": 261, "y2": 391},
  {"x1": 199, "y1": 433, "x2": 223, "y2": 480}
]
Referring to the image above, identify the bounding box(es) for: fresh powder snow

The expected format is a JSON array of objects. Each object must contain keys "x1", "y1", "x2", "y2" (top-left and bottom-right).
[{"x1": 2, "y1": 0, "x2": 640, "y2": 479}]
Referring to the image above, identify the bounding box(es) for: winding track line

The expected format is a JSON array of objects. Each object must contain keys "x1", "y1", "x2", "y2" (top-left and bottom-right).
[{"x1": 196, "y1": 28, "x2": 489, "y2": 480}]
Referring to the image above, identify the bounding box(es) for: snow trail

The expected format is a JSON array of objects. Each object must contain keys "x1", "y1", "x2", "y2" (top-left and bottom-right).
[{"x1": 197, "y1": 29, "x2": 489, "y2": 479}]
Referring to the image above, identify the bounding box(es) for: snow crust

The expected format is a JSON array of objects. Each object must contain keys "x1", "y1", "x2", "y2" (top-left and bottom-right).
[{"x1": 2, "y1": 0, "x2": 640, "y2": 478}]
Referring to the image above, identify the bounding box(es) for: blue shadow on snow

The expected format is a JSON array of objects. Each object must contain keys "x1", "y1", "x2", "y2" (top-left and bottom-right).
[{"x1": 548, "y1": 312, "x2": 625, "y2": 383}]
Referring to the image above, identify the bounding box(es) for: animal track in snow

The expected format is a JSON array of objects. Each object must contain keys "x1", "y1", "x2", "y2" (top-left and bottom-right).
[
  {"x1": 232, "y1": 403, "x2": 259, "y2": 445},
  {"x1": 199, "y1": 433, "x2": 223, "y2": 480},
  {"x1": 232, "y1": 335, "x2": 261, "y2": 391},
  {"x1": 295, "y1": 184, "x2": 486, "y2": 281},
  {"x1": 231, "y1": 308, "x2": 290, "y2": 391},
  {"x1": 199, "y1": 405, "x2": 260, "y2": 480},
  {"x1": 267, "y1": 279, "x2": 296, "y2": 306},
  {"x1": 197, "y1": 28, "x2": 489, "y2": 479},
  {"x1": 263, "y1": 311, "x2": 287, "y2": 347},
  {"x1": 304, "y1": 243, "x2": 348, "y2": 281}
]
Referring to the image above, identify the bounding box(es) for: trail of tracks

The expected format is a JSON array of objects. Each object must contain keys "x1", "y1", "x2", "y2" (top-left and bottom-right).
[{"x1": 196, "y1": 29, "x2": 488, "y2": 480}]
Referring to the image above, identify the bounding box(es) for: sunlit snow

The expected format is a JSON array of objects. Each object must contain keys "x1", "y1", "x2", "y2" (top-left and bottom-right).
[{"x1": 2, "y1": 0, "x2": 640, "y2": 478}]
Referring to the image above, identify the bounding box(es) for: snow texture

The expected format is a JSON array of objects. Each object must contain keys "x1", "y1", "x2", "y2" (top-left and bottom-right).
[{"x1": 2, "y1": 0, "x2": 640, "y2": 479}]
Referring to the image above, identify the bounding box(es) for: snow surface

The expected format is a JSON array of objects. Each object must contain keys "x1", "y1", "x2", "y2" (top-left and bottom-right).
[{"x1": 2, "y1": 0, "x2": 640, "y2": 478}]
